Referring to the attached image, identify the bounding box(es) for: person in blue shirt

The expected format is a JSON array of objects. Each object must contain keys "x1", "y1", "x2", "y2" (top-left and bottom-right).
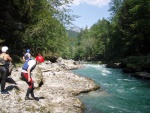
[{"x1": 23, "y1": 49, "x2": 31, "y2": 62}]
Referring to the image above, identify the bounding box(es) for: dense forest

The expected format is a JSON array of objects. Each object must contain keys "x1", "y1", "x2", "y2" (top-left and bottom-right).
[
  {"x1": 0, "y1": 0, "x2": 75, "y2": 58},
  {"x1": 0, "y1": 0, "x2": 150, "y2": 63},
  {"x1": 73, "y1": 0, "x2": 150, "y2": 62}
]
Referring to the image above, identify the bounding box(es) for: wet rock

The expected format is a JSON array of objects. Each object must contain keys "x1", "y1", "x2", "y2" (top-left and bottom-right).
[
  {"x1": 131, "y1": 72, "x2": 150, "y2": 80},
  {"x1": 106, "y1": 62, "x2": 120, "y2": 68}
]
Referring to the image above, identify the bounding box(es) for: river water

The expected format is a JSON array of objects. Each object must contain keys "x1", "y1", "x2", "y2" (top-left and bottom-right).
[{"x1": 71, "y1": 64, "x2": 150, "y2": 113}]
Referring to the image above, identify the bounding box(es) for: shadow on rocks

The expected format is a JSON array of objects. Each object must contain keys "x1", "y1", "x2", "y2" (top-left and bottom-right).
[
  {"x1": 6, "y1": 85, "x2": 20, "y2": 91},
  {"x1": 6, "y1": 77, "x2": 17, "y2": 85}
]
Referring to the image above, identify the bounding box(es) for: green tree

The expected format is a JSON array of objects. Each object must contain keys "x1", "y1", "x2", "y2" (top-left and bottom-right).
[
  {"x1": 0, "y1": 0, "x2": 75, "y2": 58},
  {"x1": 107, "y1": 0, "x2": 150, "y2": 61},
  {"x1": 90, "y1": 19, "x2": 111, "y2": 60},
  {"x1": 118, "y1": 0, "x2": 150, "y2": 56}
]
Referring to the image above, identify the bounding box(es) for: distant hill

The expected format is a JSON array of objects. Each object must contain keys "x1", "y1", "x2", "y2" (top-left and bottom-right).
[
  {"x1": 67, "y1": 25, "x2": 81, "y2": 38},
  {"x1": 67, "y1": 30, "x2": 79, "y2": 38}
]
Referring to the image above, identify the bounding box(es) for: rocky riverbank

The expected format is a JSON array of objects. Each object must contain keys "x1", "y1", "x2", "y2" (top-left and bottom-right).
[
  {"x1": 0, "y1": 58, "x2": 100, "y2": 113},
  {"x1": 105, "y1": 55, "x2": 150, "y2": 80}
]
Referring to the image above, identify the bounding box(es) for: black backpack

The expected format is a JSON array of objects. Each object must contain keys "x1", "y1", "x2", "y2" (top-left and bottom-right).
[{"x1": 0, "y1": 55, "x2": 7, "y2": 66}]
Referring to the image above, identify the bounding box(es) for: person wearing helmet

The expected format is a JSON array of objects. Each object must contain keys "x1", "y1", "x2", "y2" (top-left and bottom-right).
[
  {"x1": 21, "y1": 55, "x2": 44, "y2": 101},
  {"x1": 0, "y1": 46, "x2": 12, "y2": 95},
  {"x1": 23, "y1": 49, "x2": 31, "y2": 62}
]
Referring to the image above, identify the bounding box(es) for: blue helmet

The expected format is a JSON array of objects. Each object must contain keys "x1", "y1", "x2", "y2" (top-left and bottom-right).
[{"x1": 26, "y1": 49, "x2": 30, "y2": 53}]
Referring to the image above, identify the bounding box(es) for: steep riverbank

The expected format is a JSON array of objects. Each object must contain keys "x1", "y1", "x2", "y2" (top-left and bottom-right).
[{"x1": 0, "y1": 58, "x2": 99, "y2": 113}]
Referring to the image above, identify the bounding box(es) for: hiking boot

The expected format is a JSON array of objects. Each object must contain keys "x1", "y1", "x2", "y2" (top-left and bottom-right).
[
  {"x1": 1, "y1": 91, "x2": 9, "y2": 95},
  {"x1": 25, "y1": 96, "x2": 33, "y2": 100}
]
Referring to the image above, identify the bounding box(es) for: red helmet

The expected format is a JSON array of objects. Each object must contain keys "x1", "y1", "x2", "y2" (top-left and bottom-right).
[{"x1": 36, "y1": 55, "x2": 44, "y2": 63}]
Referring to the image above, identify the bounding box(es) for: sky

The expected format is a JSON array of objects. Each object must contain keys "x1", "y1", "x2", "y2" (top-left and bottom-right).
[{"x1": 69, "y1": 0, "x2": 111, "y2": 28}]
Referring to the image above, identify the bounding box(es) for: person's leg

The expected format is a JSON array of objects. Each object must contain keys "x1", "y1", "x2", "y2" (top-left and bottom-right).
[
  {"x1": 30, "y1": 88, "x2": 35, "y2": 97},
  {"x1": 0, "y1": 66, "x2": 9, "y2": 94},
  {"x1": 21, "y1": 72, "x2": 33, "y2": 100},
  {"x1": 29, "y1": 79, "x2": 39, "y2": 101},
  {"x1": 30, "y1": 84, "x2": 39, "y2": 101},
  {"x1": 25, "y1": 88, "x2": 32, "y2": 99}
]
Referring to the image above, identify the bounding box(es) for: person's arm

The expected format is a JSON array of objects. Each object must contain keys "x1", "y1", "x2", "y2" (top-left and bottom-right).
[
  {"x1": 27, "y1": 68, "x2": 31, "y2": 82},
  {"x1": 23, "y1": 56, "x2": 25, "y2": 62},
  {"x1": 4, "y1": 54, "x2": 12, "y2": 61}
]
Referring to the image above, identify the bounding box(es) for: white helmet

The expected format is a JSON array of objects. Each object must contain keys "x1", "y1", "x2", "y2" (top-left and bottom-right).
[{"x1": 1, "y1": 46, "x2": 8, "y2": 53}]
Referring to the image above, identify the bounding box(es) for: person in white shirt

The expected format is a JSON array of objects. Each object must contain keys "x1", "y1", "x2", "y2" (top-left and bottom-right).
[{"x1": 21, "y1": 55, "x2": 44, "y2": 101}]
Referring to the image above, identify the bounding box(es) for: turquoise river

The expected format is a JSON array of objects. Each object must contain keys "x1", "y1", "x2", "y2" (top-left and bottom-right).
[{"x1": 71, "y1": 64, "x2": 150, "y2": 113}]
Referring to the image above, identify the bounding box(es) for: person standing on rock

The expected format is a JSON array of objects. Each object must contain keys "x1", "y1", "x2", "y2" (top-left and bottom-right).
[
  {"x1": 23, "y1": 49, "x2": 31, "y2": 62},
  {"x1": 21, "y1": 55, "x2": 44, "y2": 101},
  {"x1": 0, "y1": 46, "x2": 12, "y2": 95}
]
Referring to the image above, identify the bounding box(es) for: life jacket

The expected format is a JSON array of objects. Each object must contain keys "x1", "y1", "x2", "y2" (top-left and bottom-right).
[
  {"x1": 22, "y1": 59, "x2": 36, "y2": 72},
  {"x1": 0, "y1": 55, "x2": 9, "y2": 67}
]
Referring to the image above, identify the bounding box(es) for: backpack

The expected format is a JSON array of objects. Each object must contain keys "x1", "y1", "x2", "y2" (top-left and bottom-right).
[{"x1": 0, "y1": 55, "x2": 7, "y2": 66}]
